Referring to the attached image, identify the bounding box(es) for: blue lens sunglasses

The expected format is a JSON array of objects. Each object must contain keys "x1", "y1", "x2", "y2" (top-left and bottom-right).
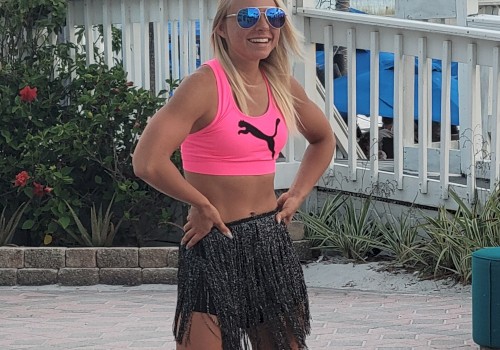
[{"x1": 226, "y1": 7, "x2": 286, "y2": 29}]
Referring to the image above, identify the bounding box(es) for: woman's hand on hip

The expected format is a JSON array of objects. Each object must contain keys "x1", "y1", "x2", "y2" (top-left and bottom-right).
[
  {"x1": 181, "y1": 204, "x2": 232, "y2": 249},
  {"x1": 276, "y1": 191, "x2": 302, "y2": 226}
]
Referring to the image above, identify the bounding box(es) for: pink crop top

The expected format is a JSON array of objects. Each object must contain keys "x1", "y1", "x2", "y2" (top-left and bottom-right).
[{"x1": 180, "y1": 59, "x2": 288, "y2": 176}]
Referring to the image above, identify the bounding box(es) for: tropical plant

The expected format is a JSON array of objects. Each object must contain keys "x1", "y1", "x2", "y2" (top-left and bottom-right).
[
  {"x1": 300, "y1": 194, "x2": 379, "y2": 261},
  {"x1": 417, "y1": 189, "x2": 500, "y2": 283},
  {"x1": 61, "y1": 196, "x2": 123, "y2": 247},
  {"x1": 0, "y1": 203, "x2": 29, "y2": 246},
  {"x1": 367, "y1": 210, "x2": 426, "y2": 267},
  {"x1": 299, "y1": 192, "x2": 346, "y2": 248},
  {"x1": 300, "y1": 184, "x2": 500, "y2": 285}
]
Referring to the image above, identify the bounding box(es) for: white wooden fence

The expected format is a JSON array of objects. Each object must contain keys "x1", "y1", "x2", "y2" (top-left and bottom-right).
[
  {"x1": 65, "y1": 0, "x2": 500, "y2": 211},
  {"x1": 66, "y1": 0, "x2": 217, "y2": 93}
]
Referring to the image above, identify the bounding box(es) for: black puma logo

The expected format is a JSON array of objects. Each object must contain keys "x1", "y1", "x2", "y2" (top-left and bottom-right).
[{"x1": 238, "y1": 118, "x2": 280, "y2": 158}]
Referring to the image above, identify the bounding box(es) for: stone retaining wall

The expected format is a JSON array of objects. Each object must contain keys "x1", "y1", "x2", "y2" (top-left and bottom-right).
[{"x1": 0, "y1": 240, "x2": 312, "y2": 286}]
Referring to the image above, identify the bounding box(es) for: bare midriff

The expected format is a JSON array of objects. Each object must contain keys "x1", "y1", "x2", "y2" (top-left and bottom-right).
[{"x1": 184, "y1": 171, "x2": 278, "y2": 223}]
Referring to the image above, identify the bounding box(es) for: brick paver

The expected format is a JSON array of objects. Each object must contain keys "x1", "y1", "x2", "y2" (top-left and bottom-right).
[{"x1": 0, "y1": 285, "x2": 477, "y2": 349}]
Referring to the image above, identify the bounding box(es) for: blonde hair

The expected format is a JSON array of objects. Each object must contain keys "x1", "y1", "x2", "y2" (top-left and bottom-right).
[{"x1": 211, "y1": 0, "x2": 303, "y2": 133}]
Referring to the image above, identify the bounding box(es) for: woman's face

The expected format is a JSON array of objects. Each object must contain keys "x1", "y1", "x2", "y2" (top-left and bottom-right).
[{"x1": 217, "y1": 0, "x2": 282, "y2": 64}]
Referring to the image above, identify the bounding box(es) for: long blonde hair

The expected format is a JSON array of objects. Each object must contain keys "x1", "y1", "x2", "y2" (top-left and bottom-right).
[{"x1": 211, "y1": 0, "x2": 303, "y2": 133}]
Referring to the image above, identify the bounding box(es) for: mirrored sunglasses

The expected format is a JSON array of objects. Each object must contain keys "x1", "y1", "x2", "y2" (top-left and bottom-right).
[{"x1": 226, "y1": 7, "x2": 286, "y2": 29}]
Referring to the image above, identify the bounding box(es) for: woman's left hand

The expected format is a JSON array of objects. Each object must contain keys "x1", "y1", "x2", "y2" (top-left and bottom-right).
[{"x1": 275, "y1": 191, "x2": 301, "y2": 226}]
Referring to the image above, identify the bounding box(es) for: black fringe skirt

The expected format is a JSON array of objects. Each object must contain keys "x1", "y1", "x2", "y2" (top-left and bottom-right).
[{"x1": 174, "y1": 210, "x2": 311, "y2": 349}]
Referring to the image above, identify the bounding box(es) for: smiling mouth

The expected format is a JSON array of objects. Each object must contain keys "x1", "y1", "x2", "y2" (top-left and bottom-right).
[{"x1": 249, "y1": 38, "x2": 271, "y2": 43}]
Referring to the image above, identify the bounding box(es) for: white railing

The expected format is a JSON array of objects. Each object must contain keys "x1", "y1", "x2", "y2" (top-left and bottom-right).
[
  {"x1": 292, "y1": 2, "x2": 500, "y2": 210},
  {"x1": 66, "y1": 0, "x2": 217, "y2": 94},
  {"x1": 479, "y1": 0, "x2": 500, "y2": 14},
  {"x1": 65, "y1": 0, "x2": 500, "y2": 210}
]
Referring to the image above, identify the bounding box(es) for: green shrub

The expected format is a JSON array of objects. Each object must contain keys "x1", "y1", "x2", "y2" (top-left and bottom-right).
[
  {"x1": 62, "y1": 196, "x2": 123, "y2": 247},
  {"x1": 300, "y1": 194, "x2": 379, "y2": 261},
  {"x1": 0, "y1": 0, "x2": 183, "y2": 246},
  {"x1": 417, "y1": 189, "x2": 500, "y2": 283},
  {"x1": 369, "y1": 210, "x2": 426, "y2": 267},
  {"x1": 300, "y1": 189, "x2": 500, "y2": 285}
]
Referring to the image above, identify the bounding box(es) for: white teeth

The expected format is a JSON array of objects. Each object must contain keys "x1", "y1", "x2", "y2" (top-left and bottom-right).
[{"x1": 249, "y1": 38, "x2": 269, "y2": 43}]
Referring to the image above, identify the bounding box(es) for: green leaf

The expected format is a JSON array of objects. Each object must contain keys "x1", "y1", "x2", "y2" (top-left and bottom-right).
[
  {"x1": 1, "y1": 130, "x2": 12, "y2": 143},
  {"x1": 47, "y1": 221, "x2": 59, "y2": 233},
  {"x1": 60, "y1": 167, "x2": 73, "y2": 176},
  {"x1": 95, "y1": 175, "x2": 102, "y2": 184},
  {"x1": 22, "y1": 219, "x2": 35, "y2": 230},
  {"x1": 23, "y1": 187, "x2": 34, "y2": 198},
  {"x1": 57, "y1": 201, "x2": 66, "y2": 213},
  {"x1": 58, "y1": 216, "x2": 71, "y2": 229},
  {"x1": 0, "y1": 203, "x2": 28, "y2": 245}
]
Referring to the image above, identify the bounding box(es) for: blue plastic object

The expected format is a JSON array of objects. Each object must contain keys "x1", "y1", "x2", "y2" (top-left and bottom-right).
[
  {"x1": 329, "y1": 50, "x2": 460, "y2": 125},
  {"x1": 472, "y1": 247, "x2": 500, "y2": 349}
]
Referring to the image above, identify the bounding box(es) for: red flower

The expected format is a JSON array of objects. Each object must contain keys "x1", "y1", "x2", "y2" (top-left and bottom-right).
[
  {"x1": 44, "y1": 186, "x2": 53, "y2": 194},
  {"x1": 14, "y1": 171, "x2": 30, "y2": 187},
  {"x1": 33, "y1": 182, "x2": 45, "y2": 197},
  {"x1": 19, "y1": 86, "x2": 38, "y2": 103}
]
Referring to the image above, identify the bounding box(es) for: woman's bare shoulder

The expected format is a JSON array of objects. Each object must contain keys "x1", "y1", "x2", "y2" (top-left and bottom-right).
[
  {"x1": 176, "y1": 64, "x2": 216, "y2": 92},
  {"x1": 166, "y1": 64, "x2": 217, "y2": 112},
  {"x1": 160, "y1": 64, "x2": 218, "y2": 132},
  {"x1": 289, "y1": 76, "x2": 308, "y2": 99}
]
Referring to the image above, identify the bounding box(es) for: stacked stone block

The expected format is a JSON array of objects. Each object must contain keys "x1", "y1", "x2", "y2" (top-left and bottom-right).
[
  {"x1": 0, "y1": 233, "x2": 311, "y2": 286},
  {"x1": 0, "y1": 247, "x2": 179, "y2": 286}
]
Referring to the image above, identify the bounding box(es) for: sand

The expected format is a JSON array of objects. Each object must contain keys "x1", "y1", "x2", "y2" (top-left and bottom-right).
[{"x1": 302, "y1": 256, "x2": 471, "y2": 295}]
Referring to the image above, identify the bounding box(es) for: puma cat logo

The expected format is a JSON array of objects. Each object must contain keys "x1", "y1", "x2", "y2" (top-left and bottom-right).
[{"x1": 238, "y1": 118, "x2": 280, "y2": 158}]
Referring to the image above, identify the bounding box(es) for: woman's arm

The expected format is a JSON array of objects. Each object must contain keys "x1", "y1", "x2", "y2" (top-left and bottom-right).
[
  {"x1": 276, "y1": 77, "x2": 336, "y2": 224},
  {"x1": 133, "y1": 67, "x2": 211, "y2": 206},
  {"x1": 132, "y1": 67, "x2": 232, "y2": 246}
]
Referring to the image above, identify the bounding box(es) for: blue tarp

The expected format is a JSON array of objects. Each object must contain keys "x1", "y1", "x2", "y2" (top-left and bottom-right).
[
  {"x1": 315, "y1": 7, "x2": 460, "y2": 126},
  {"x1": 327, "y1": 50, "x2": 460, "y2": 125}
]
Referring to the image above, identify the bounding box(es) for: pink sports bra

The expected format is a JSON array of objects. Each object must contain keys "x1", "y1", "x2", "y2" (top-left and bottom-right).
[{"x1": 180, "y1": 59, "x2": 288, "y2": 176}]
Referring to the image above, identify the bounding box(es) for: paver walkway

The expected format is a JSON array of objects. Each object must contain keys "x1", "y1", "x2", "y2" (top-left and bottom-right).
[{"x1": 0, "y1": 285, "x2": 476, "y2": 349}]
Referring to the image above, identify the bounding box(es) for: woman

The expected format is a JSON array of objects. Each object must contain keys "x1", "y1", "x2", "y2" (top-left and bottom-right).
[{"x1": 132, "y1": 0, "x2": 335, "y2": 348}]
